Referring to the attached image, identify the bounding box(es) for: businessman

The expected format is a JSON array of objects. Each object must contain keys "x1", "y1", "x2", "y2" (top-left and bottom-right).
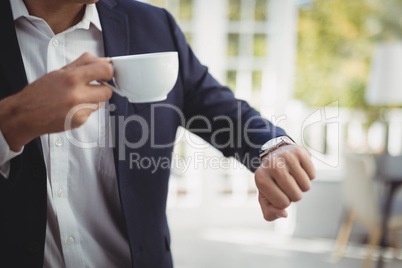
[{"x1": 0, "y1": 0, "x2": 315, "y2": 267}]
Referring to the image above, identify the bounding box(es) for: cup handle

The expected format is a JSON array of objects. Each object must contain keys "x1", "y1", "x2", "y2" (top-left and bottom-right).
[{"x1": 99, "y1": 81, "x2": 126, "y2": 97}]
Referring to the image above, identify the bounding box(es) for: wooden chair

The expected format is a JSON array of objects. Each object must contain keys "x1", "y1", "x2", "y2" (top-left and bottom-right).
[{"x1": 333, "y1": 153, "x2": 402, "y2": 268}]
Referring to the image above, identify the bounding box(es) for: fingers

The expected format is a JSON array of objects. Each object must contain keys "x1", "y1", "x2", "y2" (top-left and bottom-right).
[
  {"x1": 274, "y1": 145, "x2": 313, "y2": 192},
  {"x1": 258, "y1": 192, "x2": 288, "y2": 221},
  {"x1": 274, "y1": 171, "x2": 304, "y2": 202},
  {"x1": 63, "y1": 52, "x2": 111, "y2": 70},
  {"x1": 7, "y1": 53, "x2": 114, "y2": 141},
  {"x1": 64, "y1": 100, "x2": 108, "y2": 130},
  {"x1": 80, "y1": 84, "x2": 113, "y2": 103},
  {"x1": 299, "y1": 152, "x2": 316, "y2": 180},
  {"x1": 62, "y1": 52, "x2": 113, "y2": 86},
  {"x1": 75, "y1": 60, "x2": 114, "y2": 84},
  {"x1": 288, "y1": 163, "x2": 311, "y2": 192},
  {"x1": 255, "y1": 144, "x2": 316, "y2": 222},
  {"x1": 60, "y1": 55, "x2": 114, "y2": 104},
  {"x1": 255, "y1": 169, "x2": 291, "y2": 209}
]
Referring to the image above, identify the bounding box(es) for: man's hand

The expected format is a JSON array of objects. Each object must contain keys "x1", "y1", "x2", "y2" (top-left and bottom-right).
[
  {"x1": 0, "y1": 53, "x2": 113, "y2": 152},
  {"x1": 255, "y1": 144, "x2": 315, "y2": 221}
]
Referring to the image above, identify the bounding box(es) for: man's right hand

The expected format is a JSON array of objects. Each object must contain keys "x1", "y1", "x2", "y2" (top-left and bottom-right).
[{"x1": 0, "y1": 53, "x2": 113, "y2": 152}]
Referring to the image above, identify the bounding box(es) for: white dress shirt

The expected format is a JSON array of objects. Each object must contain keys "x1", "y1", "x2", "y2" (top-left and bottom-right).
[{"x1": 1, "y1": 1, "x2": 132, "y2": 267}]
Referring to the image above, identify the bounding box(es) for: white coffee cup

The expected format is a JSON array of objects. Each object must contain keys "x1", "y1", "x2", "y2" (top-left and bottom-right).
[{"x1": 108, "y1": 51, "x2": 179, "y2": 103}]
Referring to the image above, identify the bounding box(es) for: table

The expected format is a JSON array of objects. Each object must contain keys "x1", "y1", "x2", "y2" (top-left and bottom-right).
[{"x1": 375, "y1": 154, "x2": 402, "y2": 268}]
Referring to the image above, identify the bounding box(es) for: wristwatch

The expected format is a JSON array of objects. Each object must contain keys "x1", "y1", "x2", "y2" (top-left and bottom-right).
[{"x1": 259, "y1": 136, "x2": 295, "y2": 159}]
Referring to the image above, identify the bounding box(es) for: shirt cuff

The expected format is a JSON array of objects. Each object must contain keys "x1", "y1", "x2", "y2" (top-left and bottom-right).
[{"x1": 0, "y1": 129, "x2": 23, "y2": 178}]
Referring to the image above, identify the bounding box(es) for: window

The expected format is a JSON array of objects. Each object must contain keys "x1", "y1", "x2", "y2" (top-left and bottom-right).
[
  {"x1": 226, "y1": 70, "x2": 237, "y2": 92},
  {"x1": 228, "y1": 0, "x2": 241, "y2": 21},
  {"x1": 254, "y1": 0, "x2": 268, "y2": 21},
  {"x1": 253, "y1": 34, "x2": 266, "y2": 57},
  {"x1": 227, "y1": 33, "x2": 240, "y2": 57}
]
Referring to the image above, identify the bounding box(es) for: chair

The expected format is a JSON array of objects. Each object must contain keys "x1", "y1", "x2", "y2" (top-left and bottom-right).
[{"x1": 332, "y1": 153, "x2": 402, "y2": 268}]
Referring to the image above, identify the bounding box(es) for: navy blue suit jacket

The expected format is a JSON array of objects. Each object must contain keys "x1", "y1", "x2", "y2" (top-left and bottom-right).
[{"x1": 0, "y1": 0, "x2": 287, "y2": 267}]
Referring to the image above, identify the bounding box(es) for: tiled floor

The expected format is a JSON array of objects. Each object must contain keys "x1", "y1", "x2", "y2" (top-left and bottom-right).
[{"x1": 170, "y1": 227, "x2": 402, "y2": 268}]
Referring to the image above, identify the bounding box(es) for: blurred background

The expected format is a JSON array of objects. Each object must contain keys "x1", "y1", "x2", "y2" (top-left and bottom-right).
[{"x1": 137, "y1": 0, "x2": 402, "y2": 267}]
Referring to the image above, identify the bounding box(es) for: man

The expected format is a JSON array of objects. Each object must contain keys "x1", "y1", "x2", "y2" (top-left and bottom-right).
[{"x1": 0, "y1": 0, "x2": 315, "y2": 267}]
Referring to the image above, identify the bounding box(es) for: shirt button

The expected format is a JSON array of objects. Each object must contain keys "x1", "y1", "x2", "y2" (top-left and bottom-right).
[
  {"x1": 52, "y1": 39, "x2": 59, "y2": 47},
  {"x1": 66, "y1": 236, "x2": 75, "y2": 245},
  {"x1": 56, "y1": 188, "x2": 63, "y2": 197},
  {"x1": 55, "y1": 137, "x2": 63, "y2": 147}
]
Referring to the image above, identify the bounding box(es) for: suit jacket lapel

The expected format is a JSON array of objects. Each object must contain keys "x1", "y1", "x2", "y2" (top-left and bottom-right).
[
  {"x1": 0, "y1": 0, "x2": 44, "y2": 154},
  {"x1": 96, "y1": 0, "x2": 132, "y2": 177},
  {"x1": 96, "y1": 0, "x2": 130, "y2": 58},
  {"x1": 0, "y1": 0, "x2": 28, "y2": 99}
]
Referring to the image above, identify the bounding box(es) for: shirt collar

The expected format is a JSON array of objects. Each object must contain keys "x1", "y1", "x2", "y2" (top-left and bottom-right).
[
  {"x1": 9, "y1": 0, "x2": 102, "y2": 32},
  {"x1": 9, "y1": 0, "x2": 28, "y2": 21},
  {"x1": 80, "y1": 3, "x2": 102, "y2": 32}
]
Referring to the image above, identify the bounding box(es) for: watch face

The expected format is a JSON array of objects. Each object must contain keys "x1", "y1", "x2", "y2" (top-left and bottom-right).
[
  {"x1": 259, "y1": 137, "x2": 295, "y2": 157},
  {"x1": 261, "y1": 137, "x2": 283, "y2": 151},
  {"x1": 261, "y1": 140, "x2": 273, "y2": 151}
]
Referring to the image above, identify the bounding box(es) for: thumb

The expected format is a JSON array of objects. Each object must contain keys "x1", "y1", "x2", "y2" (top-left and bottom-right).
[
  {"x1": 63, "y1": 52, "x2": 111, "y2": 70},
  {"x1": 259, "y1": 192, "x2": 288, "y2": 221}
]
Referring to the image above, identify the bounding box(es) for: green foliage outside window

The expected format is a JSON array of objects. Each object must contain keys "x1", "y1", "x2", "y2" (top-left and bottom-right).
[
  {"x1": 252, "y1": 70, "x2": 263, "y2": 92},
  {"x1": 228, "y1": 0, "x2": 241, "y2": 21},
  {"x1": 184, "y1": 32, "x2": 192, "y2": 46},
  {"x1": 296, "y1": 0, "x2": 402, "y2": 109},
  {"x1": 254, "y1": 0, "x2": 268, "y2": 21},
  {"x1": 178, "y1": 0, "x2": 193, "y2": 20},
  {"x1": 253, "y1": 34, "x2": 266, "y2": 57},
  {"x1": 296, "y1": 0, "x2": 374, "y2": 108},
  {"x1": 149, "y1": 0, "x2": 167, "y2": 8},
  {"x1": 227, "y1": 33, "x2": 240, "y2": 56},
  {"x1": 226, "y1": 70, "x2": 237, "y2": 92}
]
